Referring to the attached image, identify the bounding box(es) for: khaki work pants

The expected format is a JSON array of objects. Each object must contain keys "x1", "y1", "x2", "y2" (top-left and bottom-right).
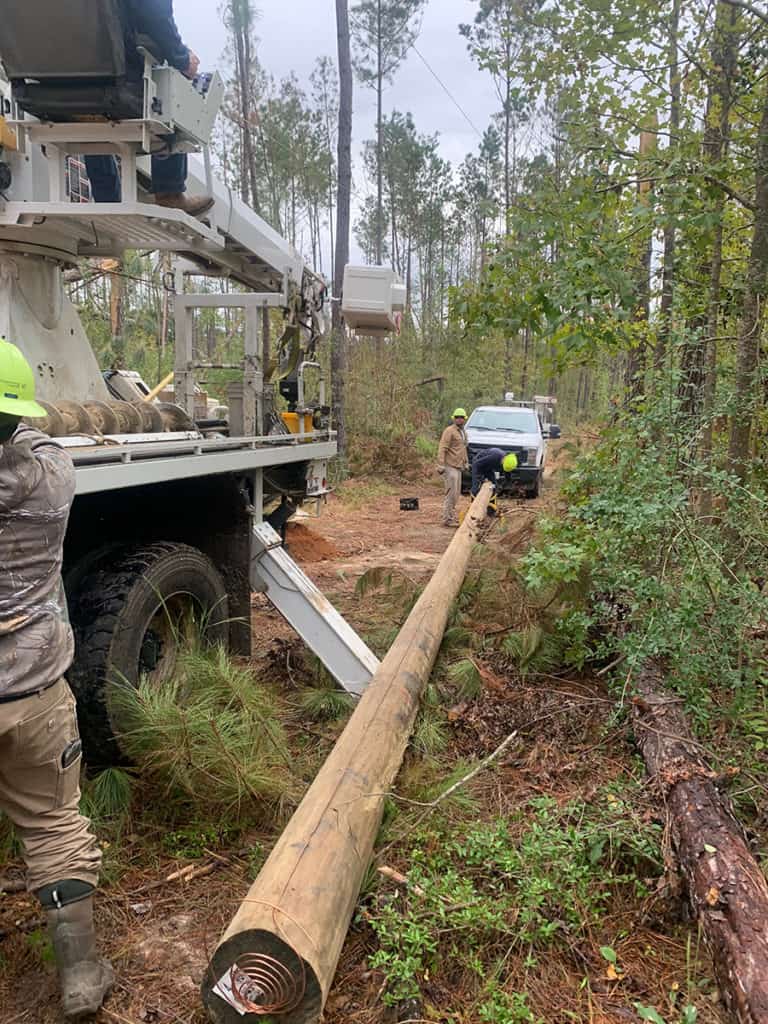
[
  {"x1": 442, "y1": 466, "x2": 462, "y2": 524},
  {"x1": 0, "y1": 678, "x2": 101, "y2": 893}
]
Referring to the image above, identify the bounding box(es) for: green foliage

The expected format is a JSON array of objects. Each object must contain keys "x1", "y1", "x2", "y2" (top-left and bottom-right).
[
  {"x1": 414, "y1": 434, "x2": 438, "y2": 459},
  {"x1": 447, "y1": 657, "x2": 483, "y2": 698},
  {"x1": 367, "y1": 791, "x2": 661, "y2": 1005},
  {"x1": 518, "y1": 392, "x2": 768, "y2": 728},
  {"x1": 411, "y1": 707, "x2": 449, "y2": 757},
  {"x1": 502, "y1": 626, "x2": 573, "y2": 675},
  {"x1": 111, "y1": 645, "x2": 297, "y2": 819},
  {"x1": 25, "y1": 928, "x2": 54, "y2": 965},
  {"x1": 297, "y1": 679, "x2": 355, "y2": 722},
  {"x1": 162, "y1": 823, "x2": 233, "y2": 859},
  {"x1": 479, "y1": 988, "x2": 543, "y2": 1024},
  {"x1": 80, "y1": 767, "x2": 134, "y2": 831},
  {"x1": 634, "y1": 1004, "x2": 697, "y2": 1024}
]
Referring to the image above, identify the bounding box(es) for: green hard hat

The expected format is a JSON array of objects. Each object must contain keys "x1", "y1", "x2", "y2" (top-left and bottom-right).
[
  {"x1": 502, "y1": 452, "x2": 518, "y2": 472},
  {"x1": 0, "y1": 338, "x2": 47, "y2": 418},
  {"x1": 452, "y1": 407, "x2": 467, "y2": 419}
]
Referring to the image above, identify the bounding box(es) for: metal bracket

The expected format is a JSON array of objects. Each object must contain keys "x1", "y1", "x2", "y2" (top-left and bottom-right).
[{"x1": 251, "y1": 522, "x2": 380, "y2": 696}]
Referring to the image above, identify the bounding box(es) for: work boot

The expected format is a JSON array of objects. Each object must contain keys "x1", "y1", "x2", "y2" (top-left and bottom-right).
[
  {"x1": 154, "y1": 192, "x2": 215, "y2": 217},
  {"x1": 45, "y1": 894, "x2": 114, "y2": 1020}
]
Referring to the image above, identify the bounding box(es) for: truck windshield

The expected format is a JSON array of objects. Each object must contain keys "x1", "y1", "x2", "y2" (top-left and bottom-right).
[{"x1": 468, "y1": 409, "x2": 539, "y2": 433}]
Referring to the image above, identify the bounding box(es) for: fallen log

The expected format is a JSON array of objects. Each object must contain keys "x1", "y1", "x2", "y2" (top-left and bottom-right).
[
  {"x1": 202, "y1": 483, "x2": 494, "y2": 1024},
  {"x1": 633, "y1": 660, "x2": 768, "y2": 1023}
]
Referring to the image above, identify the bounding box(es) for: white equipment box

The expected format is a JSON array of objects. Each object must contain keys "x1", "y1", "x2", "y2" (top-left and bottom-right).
[
  {"x1": 152, "y1": 67, "x2": 224, "y2": 149},
  {"x1": 341, "y1": 265, "x2": 407, "y2": 337}
]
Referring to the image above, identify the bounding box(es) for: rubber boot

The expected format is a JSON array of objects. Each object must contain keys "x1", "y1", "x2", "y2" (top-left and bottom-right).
[{"x1": 46, "y1": 895, "x2": 114, "y2": 1020}]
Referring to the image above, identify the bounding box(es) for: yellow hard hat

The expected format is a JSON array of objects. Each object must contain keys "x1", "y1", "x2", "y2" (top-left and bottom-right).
[
  {"x1": 0, "y1": 338, "x2": 46, "y2": 418},
  {"x1": 452, "y1": 407, "x2": 467, "y2": 419},
  {"x1": 502, "y1": 453, "x2": 518, "y2": 472}
]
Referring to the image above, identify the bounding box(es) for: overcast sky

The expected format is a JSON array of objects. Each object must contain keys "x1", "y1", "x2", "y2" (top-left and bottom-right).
[{"x1": 175, "y1": 0, "x2": 500, "y2": 259}]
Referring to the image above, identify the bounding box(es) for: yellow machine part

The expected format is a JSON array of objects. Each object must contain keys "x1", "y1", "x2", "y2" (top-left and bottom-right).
[
  {"x1": 281, "y1": 412, "x2": 314, "y2": 434},
  {"x1": 0, "y1": 117, "x2": 18, "y2": 151}
]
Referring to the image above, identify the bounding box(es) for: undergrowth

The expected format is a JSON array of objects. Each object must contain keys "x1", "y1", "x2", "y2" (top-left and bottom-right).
[
  {"x1": 512, "y1": 394, "x2": 768, "y2": 750},
  {"x1": 366, "y1": 788, "x2": 662, "y2": 1008}
]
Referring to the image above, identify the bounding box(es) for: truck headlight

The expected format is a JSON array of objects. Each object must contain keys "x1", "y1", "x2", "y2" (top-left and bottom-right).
[{"x1": 526, "y1": 449, "x2": 539, "y2": 466}]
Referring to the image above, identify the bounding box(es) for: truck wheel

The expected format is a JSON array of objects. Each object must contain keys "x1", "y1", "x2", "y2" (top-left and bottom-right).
[
  {"x1": 527, "y1": 475, "x2": 541, "y2": 499},
  {"x1": 68, "y1": 542, "x2": 229, "y2": 763}
]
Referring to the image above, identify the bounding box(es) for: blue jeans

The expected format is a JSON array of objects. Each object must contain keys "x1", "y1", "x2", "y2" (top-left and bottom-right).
[
  {"x1": 84, "y1": 153, "x2": 187, "y2": 201},
  {"x1": 471, "y1": 459, "x2": 502, "y2": 495}
]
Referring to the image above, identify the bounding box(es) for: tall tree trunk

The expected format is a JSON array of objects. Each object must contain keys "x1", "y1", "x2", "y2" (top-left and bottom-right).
[
  {"x1": 626, "y1": 129, "x2": 655, "y2": 399},
  {"x1": 262, "y1": 307, "x2": 271, "y2": 381},
  {"x1": 679, "y1": 2, "x2": 737, "y2": 418},
  {"x1": 504, "y1": 337, "x2": 513, "y2": 395},
  {"x1": 375, "y1": 0, "x2": 384, "y2": 264},
  {"x1": 242, "y1": 24, "x2": 259, "y2": 213},
  {"x1": 521, "y1": 327, "x2": 530, "y2": 397},
  {"x1": 406, "y1": 239, "x2": 413, "y2": 314},
  {"x1": 231, "y1": 1, "x2": 259, "y2": 211},
  {"x1": 727, "y1": 82, "x2": 768, "y2": 483},
  {"x1": 333, "y1": 0, "x2": 353, "y2": 459},
  {"x1": 504, "y1": 58, "x2": 512, "y2": 236},
  {"x1": 327, "y1": 170, "x2": 335, "y2": 278},
  {"x1": 109, "y1": 261, "x2": 124, "y2": 368},
  {"x1": 656, "y1": 0, "x2": 681, "y2": 371},
  {"x1": 159, "y1": 252, "x2": 171, "y2": 361},
  {"x1": 699, "y1": 3, "x2": 739, "y2": 512}
]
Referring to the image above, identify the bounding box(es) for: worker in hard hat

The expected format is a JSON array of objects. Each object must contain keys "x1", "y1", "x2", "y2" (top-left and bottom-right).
[
  {"x1": 437, "y1": 408, "x2": 469, "y2": 527},
  {"x1": 84, "y1": 0, "x2": 213, "y2": 217},
  {"x1": 471, "y1": 448, "x2": 518, "y2": 496},
  {"x1": 0, "y1": 340, "x2": 112, "y2": 1019}
]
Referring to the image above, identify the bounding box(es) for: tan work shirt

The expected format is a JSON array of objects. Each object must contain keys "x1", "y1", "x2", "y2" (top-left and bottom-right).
[
  {"x1": 438, "y1": 423, "x2": 468, "y2": 471},
  {"x1": 0, "y1": 426, "x2": 76, "y2": 698}
]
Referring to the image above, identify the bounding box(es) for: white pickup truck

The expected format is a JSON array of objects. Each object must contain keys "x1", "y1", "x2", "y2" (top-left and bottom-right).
[{"x1": 463, "y1": 403, "x2": 561, "y2": 499}]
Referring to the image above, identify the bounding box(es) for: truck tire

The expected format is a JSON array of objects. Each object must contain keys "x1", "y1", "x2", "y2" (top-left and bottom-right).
[
  {"x1": 68, "y1": 542, "x2": 229, "y2": 763},
  {"x1": 527, "y1": 474, "x2": 541, "y2": 499}
]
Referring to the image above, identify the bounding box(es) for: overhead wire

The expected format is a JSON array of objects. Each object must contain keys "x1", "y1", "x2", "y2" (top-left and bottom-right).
[{"x1": 409, "y1": 43, "x2": 484, "y2": 141}]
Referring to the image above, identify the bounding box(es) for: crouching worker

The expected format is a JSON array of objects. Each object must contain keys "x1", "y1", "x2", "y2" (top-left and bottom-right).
[
  {"x1": 471, "y1": 448, "x2": 518, "y2": 496},
  {"x1": 0, "y1": 340, "x2": 112, "y2": 1020},
  {"x1": 437, "y1": 408, "x2": 469, "y2": 527}
]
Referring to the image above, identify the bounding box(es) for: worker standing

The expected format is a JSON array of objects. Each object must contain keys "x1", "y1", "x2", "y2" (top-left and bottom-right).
[
  {"x1": 84, "y1": 0, "x2": 213, "y2": 217},
  {"x1": 0, "y1": 341, "x2": 112, "y2": 1020},
  {"x1": 471, "y1": 448, "x2": 518, "y2": 496},
  {"x1": 437, "y1": 408, "x2": 469, "y2": 527}
]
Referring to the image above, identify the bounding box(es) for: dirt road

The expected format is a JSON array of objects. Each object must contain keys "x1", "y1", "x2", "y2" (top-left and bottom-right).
[{"x1": 250, "y1": 475, "x2": 544, "y2": 657}]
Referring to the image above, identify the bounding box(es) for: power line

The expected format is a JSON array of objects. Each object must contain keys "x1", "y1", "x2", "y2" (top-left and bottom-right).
[{"x1": 410, "y1": 43, "x2": 484, "y2": 140}]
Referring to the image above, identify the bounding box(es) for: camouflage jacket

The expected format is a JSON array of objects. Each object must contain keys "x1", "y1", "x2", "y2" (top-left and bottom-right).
[{"x1": 0, "y1": 426, "x2": 75, "y2": 697}]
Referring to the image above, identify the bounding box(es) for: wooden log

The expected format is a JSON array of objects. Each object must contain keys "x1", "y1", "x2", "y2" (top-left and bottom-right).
[
  {"x1": 633, "y1": 660, "x2": 768, "y2": 1023},
  {"x1": 202, "y1": 483, "x2": 494, "y2": 1024}
]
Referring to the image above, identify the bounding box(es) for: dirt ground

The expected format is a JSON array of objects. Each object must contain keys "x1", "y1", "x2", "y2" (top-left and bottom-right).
[{"x1": 0, "y1": 454, "x2": 724, "y2": 1024}]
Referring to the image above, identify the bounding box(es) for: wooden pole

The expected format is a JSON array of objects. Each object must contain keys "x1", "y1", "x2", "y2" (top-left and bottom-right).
[
  {"x1": 633, "y1": 660, "x2": 768, "y2": 1022},
  {"x1": 202, "y1": 482, "x2": 494, "y2": 1023},
  {"x1": 143, "y1": 371, "x2": 174, "y2": 404}
]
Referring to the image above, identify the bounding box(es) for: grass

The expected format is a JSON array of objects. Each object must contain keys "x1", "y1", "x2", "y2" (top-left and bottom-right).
[{"x1": 333, "y1": 478, "x2": 399, "y2": 510}]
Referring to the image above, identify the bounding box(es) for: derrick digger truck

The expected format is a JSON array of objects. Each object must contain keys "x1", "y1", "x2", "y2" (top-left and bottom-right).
[{"x1": 0, "y1": 1, "x2": 404, "y2": 761}]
